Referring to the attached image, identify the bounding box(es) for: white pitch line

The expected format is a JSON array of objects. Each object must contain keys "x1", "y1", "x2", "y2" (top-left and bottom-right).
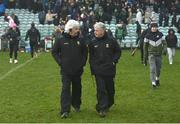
[{"x1": 0, "y1": 57, "x2": 36, "y2": 81}]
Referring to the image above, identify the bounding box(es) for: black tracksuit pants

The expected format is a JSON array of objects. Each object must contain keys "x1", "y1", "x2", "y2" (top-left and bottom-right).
[
  {"x1": 60, "y1": 73, "x2": 82, "y2": 114},
  {"x1": 30, "y1": 42, "x2": 38, "y2": 58},
  {"x1": 140, "y1": 43, "x2": 144, "y2": 63},
  {"x1": 9, "y1": 42, "x2": 18, "y2": 59},
  {"x1": 95, "y1": 75, "x2": 115, "y2": 112}
]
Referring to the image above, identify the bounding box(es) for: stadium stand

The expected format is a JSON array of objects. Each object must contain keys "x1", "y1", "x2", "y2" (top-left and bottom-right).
[
  {"x1": 0, "y1": 8, "x2": 55, "y2": 50},
  {"x1": 0, "y1": 6, "x2": 180, "y2": 49}
]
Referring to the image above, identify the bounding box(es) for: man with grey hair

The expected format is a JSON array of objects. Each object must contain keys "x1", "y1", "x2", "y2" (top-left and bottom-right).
[
  {"x1": 52, "y1": 19, "x2": 88, "y2": 118},
  {"x1": 89, "y1": 22, "x2": 121, "y2": 117}
]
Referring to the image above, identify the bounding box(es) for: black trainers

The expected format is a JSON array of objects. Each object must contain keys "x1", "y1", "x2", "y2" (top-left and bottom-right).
[
  {"x1": 105, "y1": 107, "x2": 109, "y2": 112},
  {"x1": 156, "y1": 80, "x2": 160, "y2": 86},
  {"x1": 99, "y1": 110, "x2": 106, "y2": 118},
  {"x1": 61, "y1": 112, "x2": 69, "y2": 119},
  {"x1": 74, "y1": 107, "x2": 80, "y2": 112},
  {"x1": 152, "y1": 84, "x2": 157, "y2": 89}
]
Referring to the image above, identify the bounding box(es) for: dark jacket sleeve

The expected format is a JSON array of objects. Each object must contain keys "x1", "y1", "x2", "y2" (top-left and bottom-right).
[
  {"x1": 17, "y1": 28, "x2": 21, "y2": 37},
  {"x1": 143, "y1": 38, "x2": 149, "y2": 63},
  {"x1": 37, "y1": 29, "x2": 41, "y2": 42},
  {"x1": 25, "y1": 30, "x2": 29, "y2": 41},
  {"x1": 175, "y1": 35, "x2": 178, "y2": 47},
  {"x1": 88, "y1": 42, "x2": 94, "y2": 75},
  {"x1": 16, "y1": 28, "x2": 20, "y2": 41},
  {"x1": 112, "y1": 39, "x2": 121, "y2": 63},
  {"x1": 81, "y1": 40, "x2": 88, "y2": 66},
  {"x1": 52, "y1": 37, "x2": 62, "y2": 66}
]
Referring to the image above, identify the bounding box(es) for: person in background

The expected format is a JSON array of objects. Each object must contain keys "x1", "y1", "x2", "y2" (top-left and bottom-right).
[
  {"x1": 38, "y1": 10, "x2": 46, "y2": 25},
  {"x1": 45, "y1": 10, "x2": 57, "y2": 24},
  {"x1": 115, "y1": 23, "x2": 126, "y2": 45},
  {"x1": 11, "y1": 12, "x2": 20, "y2": 26},
  {"x1": 165, "y1": 28, "x2": 178, "y2": 65},
  {"x1": 25, "y1": 22, "x2": 41, "y2": 58},
  {"x1": 136, "y1": 24, "x2": 150, "y2": 64},
  {"x1": 136, "y1": 8, "x2": 143, "y2": 24},
  {"x1": 89, "y1": 22, "x2": 121, "y2": 117},
  {"x1": 143, "y1": 22, "x2": 167, "y2": 88},
  {"x1": 4, "y1": 25, "x2": 20, "y2": 63},
  {"x1": 52, "y1": 20, "x2": 88, "y2": 119},
  {"x1": 136, "y1": 21, "x2": 141, "y2": 38}
]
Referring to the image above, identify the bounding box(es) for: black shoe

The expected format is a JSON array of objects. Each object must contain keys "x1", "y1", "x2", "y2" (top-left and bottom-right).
[
  {"x1": 61, "y1": 112, "x2": 69, "y2": 119},
  {"x1": 105, "y1": 108, "x2": 109, "y2": 112},
  {"x1": 156, "y1": 80, "x2": 160, "y2": 86},
  {"x1": 99, "y1": 110, "x2": 106, "y2": 118},
  {"x1": 152, "y1": 84, "x2": 157, "y2": 89},
  {"x1": 74, "y1": 107, "x2": 80, "y2": 112}
]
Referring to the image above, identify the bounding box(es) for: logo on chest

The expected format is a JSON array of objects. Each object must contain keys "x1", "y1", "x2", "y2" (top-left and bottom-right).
[
  {"x1": 106, "y1": 44, "x2": 109, "y2": 48},
  {"x1": 77, "y1": 41, "x2": 80, "y2": 45},
  {"x1": 64, "y1": 42, "x2": 69, "y2": 45}
]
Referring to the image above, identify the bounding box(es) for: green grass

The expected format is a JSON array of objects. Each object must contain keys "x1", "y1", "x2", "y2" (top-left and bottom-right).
[{"x1": 0, "y1": 50, "x2": 180, "y2": 123}]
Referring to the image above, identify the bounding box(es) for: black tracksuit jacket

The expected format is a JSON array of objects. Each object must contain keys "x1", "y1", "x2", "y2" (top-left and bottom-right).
[
  {"x1": 52, "y1": 33, "x2": 88, "y2": 76},
  {"x1": 5, "y1": 28, "x2": 20, "y2": 45},
  {"x1": 89, "y1": 34, "x2": 121, "y2": 77},
  {"x1": 25, "y1": 27, "x2": 40, "y2": 43}
]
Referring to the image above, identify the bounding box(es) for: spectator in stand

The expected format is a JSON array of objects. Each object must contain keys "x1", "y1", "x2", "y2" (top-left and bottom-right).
[
  {"x1": 52, "y1": 26, "x2": 63, "y2": 40},
  {"x1": 95, "y1": 6, "x2": 106, "y2": 23},
  {"x1": 177, "y1": 18, "x2": 180, "y2": 33},
  {"x1": 103, "y1": 2, "x2": 113, "y2": 23},
  {"x1": 119, "y1": 7, "x2": 128, "y2": 25},
  {"x1": 45, "y1": 10, "x2": 57, "y2": 25},
  {"x1": 159, "y1": 1, "x2": 169, "y2": 27},
  {"x1": 53, "y1": 0, "x2": 63, "y2": 14},
  {"x1": 4, "y1": 13, "x2": 17, "y2": 28},
  {"x1": 38, "y1": 10, "x2": 46, "y2": 25},
  {"x1": 11, "y1": 13, "x2": 20, "y2": 26},
  {"x1": 88, "y1": 10, "x2": 96, "y2": 29},
  {"x1": 67, "y1": 0, "x2": 80, "y2": 20},
  {"x1": 150, "y1": 10, "x2": 158, "y2": 23},
  {"x1": 80, "y1": 7, "x2": 89, "y2": 38},
  {"x1": 8, "y1": 0, "x2": 16, "y2": 8},
  {"x1": 52, "y1": 20, "x2": 88, "y2": 119},
  {"x1": 53, "y1": 15, "x2": 60, "y2": 26},
  {"x1": 0, "y1": 1, "x2": 5, "y2": 16},
  {"x1": 136, "y1": 8, "x2": 143, "y2": 24},
  {"x1": 136, "y1": 25, "x2": 150, "y2": 64},
  {"x1": 171, "y1": 12, "x2": 177, "y2": 27},
  {"x1": 127, "y1": 6, "x2": 133, "y2": 24},
  {"x1": 59, "y1": 1, "x2": 69, "y2": 20},
  {"x1": 136, "y1": 21, "x2": 141, "y2": 38},
  {"x1": 115, "y1": 23, "x2": 126, "y2": 45}
]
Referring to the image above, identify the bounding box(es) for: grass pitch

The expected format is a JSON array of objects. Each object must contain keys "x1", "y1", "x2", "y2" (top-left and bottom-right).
[{"x1": 0, "y1": 50, "x2": 180, "y2": 123}]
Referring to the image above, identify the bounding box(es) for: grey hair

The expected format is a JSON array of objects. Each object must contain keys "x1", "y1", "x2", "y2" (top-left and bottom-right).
[
  {"x1": 64, "y1": 19, "x2": 80, "y2": 33},
  {"x1": 94, "y1": 22, "x2": 106, "y2": 30}
]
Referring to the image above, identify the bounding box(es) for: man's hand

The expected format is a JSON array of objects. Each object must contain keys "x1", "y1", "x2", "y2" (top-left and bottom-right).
[
  {"x1": 163, "y1": 50, "x2": 167, "y2": 56},
  {"x1": 143, "y1": 60, "x2": 147, "y2": 66}
]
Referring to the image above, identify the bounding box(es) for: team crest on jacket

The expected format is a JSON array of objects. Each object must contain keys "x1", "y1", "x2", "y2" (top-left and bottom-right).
[
  {"x1": 94, "y1": 45, "x2": 98, "y2": 48},
  {"x1": 157, "y1": 35, "x2": 159, "y2": 38},
  {"x1": 77, "y1": 41, "x2": 80, "y2": 45},
  {"x1": 106, "y1": 44, "x2": 109, "y2": 48}
]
